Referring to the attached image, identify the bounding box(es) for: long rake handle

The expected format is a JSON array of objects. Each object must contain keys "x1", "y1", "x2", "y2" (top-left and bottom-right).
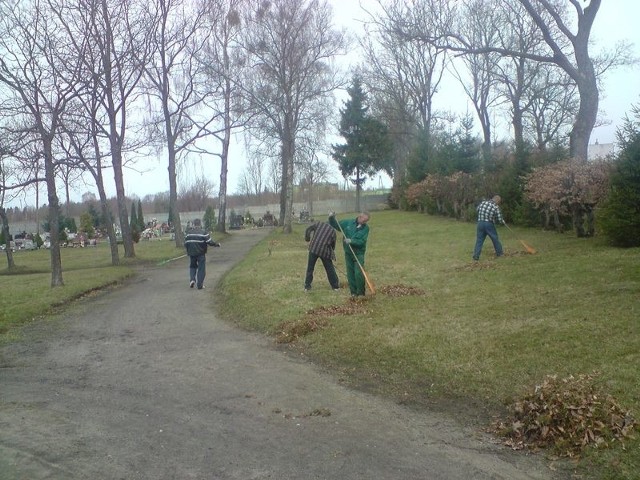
[
  {"x1": 503, "y1": 222, "x2": 537, "y2": 254},
  {"x1": 335, "y1": 218, "x2": 376, "y2": 294}
]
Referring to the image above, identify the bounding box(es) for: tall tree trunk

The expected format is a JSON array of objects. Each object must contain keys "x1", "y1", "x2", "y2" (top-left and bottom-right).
[
  {"x1": 517, "y1": 0, "x2": 600, "y2": 163},
  {"x1": 43, "y1": 137, "x2": 64, "y2": 287},
  {"x1": 569, "y1": 71, "x2": 598, "y2": 162},
  {"x1": 0, "y1": 207, "x2": 16, "y2": 271},
  {"x1": 282, "y1": 128, "x2": 295, "y2": 234},
  {"x1": 111, "y1": 146, "x2": 135, "y2": 258},
  {"x1": 99, "y1": 195, "x2": 119, "y2": 265},
  {"x1": 572, "y1": 204, "x2": 586, "y2": 237},
  {"x1": 96, "y1": 178, "x2": 119, "y2": 266},
  {"x1": 216, "y1": 91, "x2": 232, "y2": 234},
  {"x1": 35, "y1": 167, "x2": 40, "y2": 235},
  {"x1": 168, "y1": 153, "x2": 183, "y2": 247},
  {"x1": 279, "y1": 155, "x2": 287, "y2": 228},
  {"x1": 64, "y1": 173, "x2": 71, "y2": 217},
  {"x1": 472, "y1": 98, "x2": 492, "y2": 170},
  {"x1": 100, "y1": 0, "x2": 134, "y2": 258},
  {"x1": 91, "y1": 125, "x2": 119, "y2": 265}
]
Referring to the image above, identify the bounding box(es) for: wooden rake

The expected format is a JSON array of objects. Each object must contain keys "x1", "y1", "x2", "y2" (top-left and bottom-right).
[{"x1": 503, "y1": 222, "x2": 537, "y2": 254}]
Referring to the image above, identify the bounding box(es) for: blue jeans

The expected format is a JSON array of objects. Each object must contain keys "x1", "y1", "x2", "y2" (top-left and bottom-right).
[
  {"x1": 189, "y1": 254, "x2": 207, "y2": 289},
  {"x1": 473, "y1": 221, "x2": 503, "y2": 260}
]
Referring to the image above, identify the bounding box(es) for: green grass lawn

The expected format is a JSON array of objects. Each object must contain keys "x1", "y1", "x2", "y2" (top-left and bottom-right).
[
  {"x1": 217, "y1": 210, "x2": 639, "y2": 480},
  {"x1": 0, "y1": 237, "x2": 186, "y2": 339},
  {"x1": 2, "y1": 212, "x2": 638, "y2": 479}
]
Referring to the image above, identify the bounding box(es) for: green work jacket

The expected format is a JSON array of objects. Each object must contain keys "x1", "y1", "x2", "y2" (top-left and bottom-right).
[{"x1": 329, "y1": 216, "x2": 369, "y2": 256}]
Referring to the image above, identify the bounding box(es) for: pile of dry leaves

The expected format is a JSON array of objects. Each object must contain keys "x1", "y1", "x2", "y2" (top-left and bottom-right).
[
  {"x1": 275, "y1": 317, "x2": 329, "y2": 344},
  {"x1": 276, "y1": 285, "x2": 426, "y2": 343},
  {"x1": 490, "y1": 373, "x2": 636, "y2": 458},
  {"x1": 275, "y1": 301, "x2": 372, "y2": 344}
]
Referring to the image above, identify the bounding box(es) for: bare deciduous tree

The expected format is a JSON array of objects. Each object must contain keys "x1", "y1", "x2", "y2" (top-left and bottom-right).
[
  {"x1": 178, "y1": 175, "x2": 216, "y2": 212},
  {"x1": 241, "y1": 0, "x2": 347, "y2": 233},
  {"x1": 144, "y1": 0, "x2": 227, "y2": 245},
  {"x1": 454, "y1": 0, "x2": 503, "y2": 166},
  {"x1": 361, "y1": 0, "x2": 452, "y2": 184},
  {"x1": 53, "y1": 21, "x2": 121, "y2": 264},
  {"x1": 238, "y1": 151, "x2": 266, "y2": 197},
  {"x1": 296, "y1": 144, "x2": 332, "y2": 217},
  {"x1": 86, "y1": 0, "x2": 153, "y2": 258},
  {"x1": 393, "y1": 0, "x2": 633, "y2": 162},
  {"x1": 201, "y1": 0, "x2": 250, "y2": 233},
  {"x1": 0, "y1": 1, "x2": 87, "y2": 286}
]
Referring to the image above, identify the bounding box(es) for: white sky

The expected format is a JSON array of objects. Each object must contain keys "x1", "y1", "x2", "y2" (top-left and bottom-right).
[{"x1": 7, "y1": 0, "x2": 640, "y2": 208}]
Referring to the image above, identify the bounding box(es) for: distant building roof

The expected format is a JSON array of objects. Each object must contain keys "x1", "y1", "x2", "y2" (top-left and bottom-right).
[{"x1": 588, "y1": 141, "x2": 615, "y2": 160}]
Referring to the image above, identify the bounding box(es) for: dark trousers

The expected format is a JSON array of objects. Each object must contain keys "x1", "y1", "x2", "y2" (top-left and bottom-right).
[
  {"x1": 305, "y1": 252, "x2": 339, "y2": 290},
  {"x1": 189, "y1": 254, "x2": 207, "y2": 289}
]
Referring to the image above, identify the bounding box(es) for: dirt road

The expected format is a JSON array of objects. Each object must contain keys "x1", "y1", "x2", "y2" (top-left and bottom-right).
[{"x1": 0, "y1": 229, "x2": 566, "y2": 479}]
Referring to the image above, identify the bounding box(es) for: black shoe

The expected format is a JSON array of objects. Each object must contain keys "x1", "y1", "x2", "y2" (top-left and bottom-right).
[{"x1": 189, "y1": 280, "x2": 195, "y2": 288}]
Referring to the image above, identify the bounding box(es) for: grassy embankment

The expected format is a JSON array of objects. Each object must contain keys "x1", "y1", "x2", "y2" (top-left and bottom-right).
[
  {"x1": 216, "y1": 210, "x2": 639, "y2": 480},
  {"x1": 0, "y1": 237, "x2": 186, "y2": 340},
  {"x1": 1, "y1": 211, "x2": 638, "y2": 478}
]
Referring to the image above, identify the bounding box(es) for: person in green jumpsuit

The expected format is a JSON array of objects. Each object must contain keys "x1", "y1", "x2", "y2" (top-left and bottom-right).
[{"x1": 328, "y1": 212, "x2": 370, "y2": 297}]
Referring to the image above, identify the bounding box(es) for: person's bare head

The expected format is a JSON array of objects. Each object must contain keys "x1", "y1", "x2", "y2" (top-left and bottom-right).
[
  {"x1": 492, "y1": 195, "x2": 502, "y2": 205},
  {"x1": 357, "y1": 212, "x2": 370, "y2": 225}
]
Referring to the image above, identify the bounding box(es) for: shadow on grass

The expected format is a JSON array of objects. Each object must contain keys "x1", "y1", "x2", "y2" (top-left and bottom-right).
[{"x1": 0, "y1": 266, "x2": 50, "y2": 276}]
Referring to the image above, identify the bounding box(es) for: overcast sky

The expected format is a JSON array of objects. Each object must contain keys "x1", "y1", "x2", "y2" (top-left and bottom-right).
[{"x1": 7, "y1": 0, "x2": 640, "y2": 208}]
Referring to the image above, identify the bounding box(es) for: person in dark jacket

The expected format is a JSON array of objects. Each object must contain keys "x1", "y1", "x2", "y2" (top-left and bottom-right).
[
  {"x1": 185, "y1": 218, "x2": 220, "y2": 289},
  {"x1": 304, "y1": 221, "x2": 340, "y2": 292},
  {"x1": 472, "y1": 195, "x2": 504, "y2": 261},
  {"x1": 328, "y1": 211, "x2": 370, "y2": 297}
]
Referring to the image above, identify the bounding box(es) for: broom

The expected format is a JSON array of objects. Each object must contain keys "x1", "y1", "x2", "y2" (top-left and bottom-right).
[
  {"x1": 503, "y1": 222, "x2": 537, "y2": 254},
  {"x1": 334, "y1": 218, "x2": 376, "y2": 294}
]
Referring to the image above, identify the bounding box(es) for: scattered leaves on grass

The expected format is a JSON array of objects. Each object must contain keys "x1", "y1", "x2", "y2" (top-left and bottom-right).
[
  {"x1": 457, "y1": 262, "x2": 496, "y2": 271},
  {"x1": 276, "y1": 298, "x2": 375, "y2": 343},
  {"x1": 457, "y1": 251, "x2": 528, "y2": 271},
  {"x1": 490, "y1": 373, "x2": 636, "y2": 458},
  {"x1": 306, "y1": 301, "x2": 372, "y2": 318},
  {"x1": 378, "y1": 284, "x2": 426, "y2": 297},
  {"x1": 275, "y1": 318, "x2": 330, "y2": 343}
]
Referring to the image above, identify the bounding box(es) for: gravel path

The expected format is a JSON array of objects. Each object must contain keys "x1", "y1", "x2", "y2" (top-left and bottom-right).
[{"x1": 0, "y1": 229, "x2": 567, "y2": 479}]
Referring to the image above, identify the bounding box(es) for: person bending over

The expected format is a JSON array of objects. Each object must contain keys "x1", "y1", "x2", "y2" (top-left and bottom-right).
[
  {"x1": 304, "y1": 221, "x2": 340, "y2": 292},
  {"x1": 329, "y1": 212, "x2": 370, "y2": 297},
  {"x1": 472, "y1": 195, "x2": 504, "y2": 261}
]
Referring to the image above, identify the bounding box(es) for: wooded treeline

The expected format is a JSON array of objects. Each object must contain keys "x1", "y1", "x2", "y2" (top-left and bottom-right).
[{"x1": 0, "y1": 0, "x2": 635, "y2": 286}]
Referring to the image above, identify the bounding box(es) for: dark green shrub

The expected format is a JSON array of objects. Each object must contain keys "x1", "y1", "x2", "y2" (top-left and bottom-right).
[
  {"x1": 597, "y1": 106, "x2": 640, "y2": 247},
  {"x1": 204, "y1": 206, "x2": 216, "y2": 231}
]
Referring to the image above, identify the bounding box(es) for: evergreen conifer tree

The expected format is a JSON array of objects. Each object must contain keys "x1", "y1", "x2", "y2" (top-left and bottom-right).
[
  {"x1": 129, "y1": 202, "x2": 140, "y2": 242},
  {"x1": 204, "y1": 206, "x2": 216, "y2": 232},
  {"x1": 137, "y1": 200, "x2": 145, "y2": 231},
  {"x1": 597, "y1": 105, "x2": 640, "y2": 247},
  {"x1": 332, "y1": 76, "x2": 393, "y2": 211}
]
